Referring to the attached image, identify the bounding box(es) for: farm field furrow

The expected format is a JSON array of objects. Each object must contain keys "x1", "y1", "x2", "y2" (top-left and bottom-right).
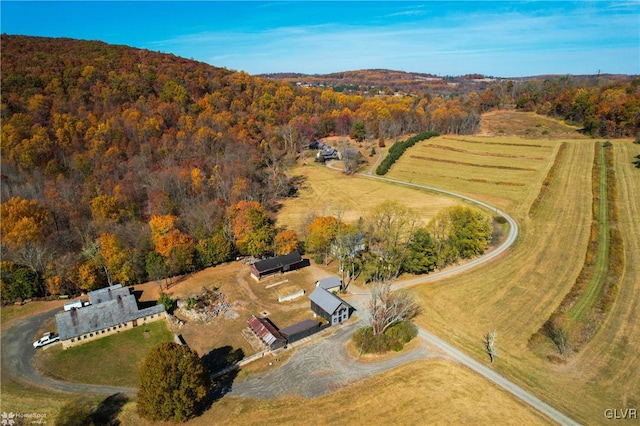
[
  {"x1": 405, "y1": 138, "x2": 637, "y2": 423},
  {"x1": 569, "y1": 142, "x2": 640, "y2": 410},
  {"x1": 387, "y1": 135, "x2": 562, "y2": 217}
]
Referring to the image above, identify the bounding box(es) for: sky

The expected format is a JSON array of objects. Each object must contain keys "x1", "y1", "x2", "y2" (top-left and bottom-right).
[{"x1": 1, "y1": 1, "x2": 639, "y2": 77}]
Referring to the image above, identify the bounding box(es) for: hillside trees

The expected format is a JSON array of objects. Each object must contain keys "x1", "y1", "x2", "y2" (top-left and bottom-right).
[
  {"x1": 226, "y1": 201, "x2": 274, "y2": 257},
  {"x1": 0, "y1": 35, "x2": 505, "y2": 299}
]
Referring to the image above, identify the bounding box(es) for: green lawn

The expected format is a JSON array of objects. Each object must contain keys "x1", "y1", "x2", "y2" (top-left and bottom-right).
[{"x1": 35, "y1": 320, "x2": 173, "y2": 388}]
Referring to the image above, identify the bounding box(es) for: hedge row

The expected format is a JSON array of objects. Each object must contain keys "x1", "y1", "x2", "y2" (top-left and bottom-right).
[{"x1": 375, "y1": 132, "x2": 439, "y2": 175}]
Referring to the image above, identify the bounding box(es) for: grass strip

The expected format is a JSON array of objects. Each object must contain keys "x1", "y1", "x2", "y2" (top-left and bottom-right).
[
  {"x1": 531, "y1": 142, "x2": 623, "y2": 356},
  {"x1": 409, "y1": 155, "x2": 535, "y2": 171},
  {"x1": 529, "y1": 142, "x2": 567, "y2": 217}
]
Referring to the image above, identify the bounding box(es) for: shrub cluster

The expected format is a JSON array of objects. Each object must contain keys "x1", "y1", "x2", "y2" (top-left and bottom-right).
[
  {"x1": 354, "y1": 321, "x2": 417, "y2": 354},
  {"x1": 375, "y1": 132, "x2": 438, "y2": 175}
]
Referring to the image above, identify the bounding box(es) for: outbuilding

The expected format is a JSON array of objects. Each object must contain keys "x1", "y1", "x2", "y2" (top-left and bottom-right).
[
  {"x1": 250, "y1": 251, "x2": 308, "y2": 280},
  {"x1": 315, "y1": 276, "x2": 342, "y2": 293},
  {"x1": 279, "y1": 319, "x2": 327, "y2": 344},
  {"x1": 247, "y1": 315, "x2": 286, "y2": 350}
]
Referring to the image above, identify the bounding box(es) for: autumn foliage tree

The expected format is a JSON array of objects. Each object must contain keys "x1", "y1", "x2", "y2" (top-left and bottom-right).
[
  {"x1": 305, "y1": 216, "x2": 339, "y2": 264},
  {"x1": 273, "y1": 229, "x2": 299, "y2": 255},
  {"x1": 0, "y1": 197, "x2": 52, "y2": 252},
  {"x1": 137, "y1": 342, "x2": 208, "y2": 423},
  {"x1": 226, "y1": 201, "x2": 274, "y2": 257}
]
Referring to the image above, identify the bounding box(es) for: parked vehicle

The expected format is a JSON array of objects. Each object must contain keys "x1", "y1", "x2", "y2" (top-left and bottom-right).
[
  {"x1": 33, "y1": 332, "x2": 60, "y2": 348},
  {"x1": 63, "y1": 299, "x2": 90, "y2": 311}
]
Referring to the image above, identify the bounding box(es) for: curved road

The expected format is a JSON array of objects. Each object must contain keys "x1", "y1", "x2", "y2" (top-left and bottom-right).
[
  {"x1": 1, "y1": 307, "x2": 136, "y2": 397},
  {"x1": 331, "y1": 164, "x2": 579, "y2": 426},
  {"x1": 2, "y1": 164, "x2": 579, "y2": 425}
]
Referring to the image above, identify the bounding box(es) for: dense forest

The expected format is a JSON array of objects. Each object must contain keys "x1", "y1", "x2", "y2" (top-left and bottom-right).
[{"x1": 1, "y1": 35, "x2": 638, "y2": 302}]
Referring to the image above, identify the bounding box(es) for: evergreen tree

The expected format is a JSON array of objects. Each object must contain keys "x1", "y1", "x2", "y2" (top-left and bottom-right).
[{"x1": 137, "y1": 342, "x2": 208, "y2": 423}]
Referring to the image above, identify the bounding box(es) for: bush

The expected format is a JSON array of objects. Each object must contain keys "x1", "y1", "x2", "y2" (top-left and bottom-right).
[
  {"x1": 158, "y1": 293, "x2": 177, "y2": 314},
  {"x1": 353, "y1": 321, "x2": 417, "y2": 354},
  {"x1": 375, "y1": 132, "x2": 438, "y2": 175}
]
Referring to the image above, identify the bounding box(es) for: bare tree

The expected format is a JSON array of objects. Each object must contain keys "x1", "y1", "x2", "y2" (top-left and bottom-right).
[
  {"x1": 368, "y1": 283, "x2": 420, "y2": 335},
  {"x1": 485, "y1": 329, "x2": 497, "y2": 364}
]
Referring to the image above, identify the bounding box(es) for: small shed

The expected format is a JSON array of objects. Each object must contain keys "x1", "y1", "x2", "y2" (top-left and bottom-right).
[
  {"x1": 247, "y1": 315, "x2": 286, "y2": 350},
  {"x1": 250, "y1": 251, "x2": 308, "y2": 280},
  {"x1": 279, "y1": 319, "x2": 326, "y2": 344},
  {"x1": 316, "y1": 276, "x2": 342, "y2": 293},
  {"x1": 309, "y1": 287, "x2": 353, "y2": 326}
]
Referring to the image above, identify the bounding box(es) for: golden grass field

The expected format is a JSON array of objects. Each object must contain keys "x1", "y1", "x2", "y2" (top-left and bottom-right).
[
  {"x1": 116, "y1": 359, "x2": 555, "y2": 426},
  {"x1": 276, "y1": 162, "x2": 458, "y2": 232},
  {"x1": 385, "y1": 130, "x2": 639, "y2": 422},
  {"x1": 3, "y1": 112, "x2": 637, "y2": 425}
]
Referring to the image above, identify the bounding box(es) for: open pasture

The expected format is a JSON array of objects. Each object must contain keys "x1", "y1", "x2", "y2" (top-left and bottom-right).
[
  {"x1": 115, "y1": 359, "x2": 554, "y2": 426},
  {"x1": 386, "y1": 135, "x2": 560, "y2": 216},
  {"x1": 408, "y1": 138, "x2": 639, "y2": 423},
  {"x1": 276, "y1": 162, "x2": 458, "y2": 232}
]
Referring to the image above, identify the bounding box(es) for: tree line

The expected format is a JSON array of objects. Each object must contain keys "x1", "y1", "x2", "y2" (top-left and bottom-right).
[{"x1": 0, "y1": 36, "x2": 481, "y2": 302}]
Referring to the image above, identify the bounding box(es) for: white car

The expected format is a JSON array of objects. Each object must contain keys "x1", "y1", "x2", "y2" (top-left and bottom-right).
[{"x1": 33, "y1": 332, "x2": 60, "y2": 348}]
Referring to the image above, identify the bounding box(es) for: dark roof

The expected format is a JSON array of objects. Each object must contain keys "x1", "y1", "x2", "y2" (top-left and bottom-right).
[
  {"x1": 309, "y1": 287, "x2": 351, "y2": 315},
  {"x1": 279, "y1": 319, "x2": 321, "y2": 337},
  {"x1": 56, "y1": 293, "x2": 164, "y2": 340},
  {"x1": 247, "y1": 315, "x2": 285, "y2": 346},
  {"x1": 253, "y1": 251, "x2": 302, "y2": 274}
]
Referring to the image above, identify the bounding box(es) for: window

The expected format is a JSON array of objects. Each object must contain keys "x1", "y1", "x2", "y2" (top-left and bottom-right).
[
  {"x1": 89, "y1": 333, "x2": 93, "y2": 337},
  {"x1": 71, "y1": 339, "x2": 75, "y2": 342}
]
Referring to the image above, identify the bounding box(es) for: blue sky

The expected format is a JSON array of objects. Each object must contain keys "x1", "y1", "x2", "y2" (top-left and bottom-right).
[{"x1": 2, "y1": 1, "x2": 639, "y2": 76}]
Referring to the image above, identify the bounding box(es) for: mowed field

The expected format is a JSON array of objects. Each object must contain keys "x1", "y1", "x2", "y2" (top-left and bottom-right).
[
  {"x1": 116, "y1": 359, "x2": 554, "y2": 426},
  {"x1": 383, "y1": 123, "x2": 639, "y2": 422},
  {"x1": 276, "y1": 162, "x2": 458, "y2": 233},
  {"x1": 386, "y1": 134, "x2": 559, "y2": 216}
]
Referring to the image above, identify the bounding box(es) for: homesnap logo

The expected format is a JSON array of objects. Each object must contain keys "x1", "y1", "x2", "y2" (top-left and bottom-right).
[{"x1": 1, "y1": 412, "x2": 15, "y2": 426}]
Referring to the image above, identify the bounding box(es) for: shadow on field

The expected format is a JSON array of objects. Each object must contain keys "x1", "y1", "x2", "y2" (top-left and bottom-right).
[
  {"x1": 92, "y1": 393, "x2": 128, "y2": 425},
  {"x1": 199, "y1": 346, "x2": 244, "y2": 412}
]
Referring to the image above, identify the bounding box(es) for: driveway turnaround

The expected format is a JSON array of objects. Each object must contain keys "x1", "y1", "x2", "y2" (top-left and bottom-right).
[
  {"x1": 1, "y1": 307, "x2": 136, "y2": 397},
  {"x1": 231, "y1": 320, "x2": 432, "y2": 399}
]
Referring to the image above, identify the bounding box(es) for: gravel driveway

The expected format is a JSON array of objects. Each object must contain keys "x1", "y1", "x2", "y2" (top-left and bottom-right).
[{"x1": 231, "y1": 319, "x2": 432, "y2": 399}]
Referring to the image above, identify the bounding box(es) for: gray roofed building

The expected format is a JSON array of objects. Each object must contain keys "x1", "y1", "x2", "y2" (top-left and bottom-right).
[
  {"x1": 316, "y1": 276, "x2": 342, "y2": 292},
  {"x1": 88, "y1": 284, "x2": 130, "y2": 304},
  {"x1": 55, "y1": 285, "x2": 165, "y2": 349},
  {"x1": 309, "y1": 287, "x2": 352, "y2": 326}
]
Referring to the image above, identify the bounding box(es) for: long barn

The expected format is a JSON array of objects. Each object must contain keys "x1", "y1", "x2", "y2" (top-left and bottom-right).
[{"x1": 250, "y1": 251, "x2": 308, "y2": 280}]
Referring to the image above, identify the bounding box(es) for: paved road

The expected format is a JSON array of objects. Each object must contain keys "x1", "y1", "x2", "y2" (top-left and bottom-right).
[
  {"x1": 1, "y1": 307, "x2": 136, "y2": 397},
  {"x1": 418, "y1": 329, "x2": 580, "y2": 426},
  {"x1": 327, "y1": 164, "x2": 581, "y2": 425}
]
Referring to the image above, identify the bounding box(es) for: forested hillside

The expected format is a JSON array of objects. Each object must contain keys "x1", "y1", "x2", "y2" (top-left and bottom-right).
[
  {"x1": 1, "y1": 35, "x2": 637, "y2": 302},
  {"x1": 0, "y1": 35, "x2": 479, "y2": 301}
]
